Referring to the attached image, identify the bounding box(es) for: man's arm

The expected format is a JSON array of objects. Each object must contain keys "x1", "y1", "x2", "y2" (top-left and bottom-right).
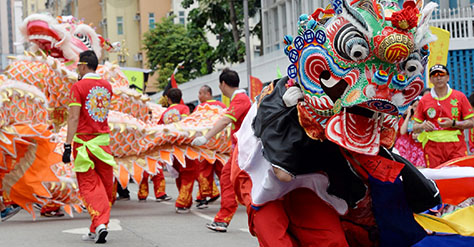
[
  {"x1": 191, "y1": 115, "x2": 232, "y2": 146},
  {"x1": 65, "y1": 106, "x2": 81, "y2": 144},
  {"x1": 204, "y1": 116, "x2": 232, "y2": 140},
  {"x1": 454, "y1": 117, "x2": 474, "y2": 130}
]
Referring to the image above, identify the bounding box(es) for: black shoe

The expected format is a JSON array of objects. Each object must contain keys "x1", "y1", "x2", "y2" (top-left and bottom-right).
[
  {"x1": 207, "y1": 195, "x2": 220, "y2": 203},
  {"x1": 156, "y1": 194, "x2": 172, "y2": 202},
  {"x1": 196, "y1": 200, "x2": 208, "y2": 209},
  {"x1": 206, "y1": 221, "x2": 228, "y2": 232},
  {"x1": 95, "y1": 225, "x2": 108, "y2": 244},
  {"x1": 41, "y1": 210, "x2": 64, "y2": 217}
]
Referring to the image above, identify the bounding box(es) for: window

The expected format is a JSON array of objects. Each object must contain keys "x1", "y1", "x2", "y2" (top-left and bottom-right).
[
  {"x1": 31, "y1": 4, "x2": 35, "y2": 12},
  {"x1": 281, "y1": 4, "x2": 287, "y2": 37},
  {"x1": 117, "y1": 16, "x2": 123, "y2": 35},
  {"x1": 149, "y1": 13, "x2": 155, "y2": 29},
  {"x1": 179, "y1": 11, "x2": 185, "y2": 25}
]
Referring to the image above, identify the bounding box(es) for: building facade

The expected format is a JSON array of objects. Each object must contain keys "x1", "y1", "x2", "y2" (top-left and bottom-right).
[
  {"x1": 176, "y1": 0, "x2": 474, "y2": 104},
  {"x1": 1, "y1": 0, "x2": 24, "y2": 71}
]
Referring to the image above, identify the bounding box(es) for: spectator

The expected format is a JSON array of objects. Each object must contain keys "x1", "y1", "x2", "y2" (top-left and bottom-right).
[
  {"x1": 186, "y1": 103, "x2": 196, "y2": 113},
  {"x1": 394, "y1": 97, "x2": 426, "y2": 167},
  {"x1": 413, "y1": 64, "x2": 474, "y2": 167}
]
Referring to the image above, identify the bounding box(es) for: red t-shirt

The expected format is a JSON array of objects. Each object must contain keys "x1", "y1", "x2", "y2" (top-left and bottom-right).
[
  {"x1": 69, "y1": 76, "x2": 113, "y2": 134},
  {"x1": 414, "y1": 89, "x2": 474, "y2": 131},
  {"x1": 225, "y1": 91, "x2": 251, "y2": 144},
  {"x1": 159, "y1": 103, "x2": 190, "y2": 124}
]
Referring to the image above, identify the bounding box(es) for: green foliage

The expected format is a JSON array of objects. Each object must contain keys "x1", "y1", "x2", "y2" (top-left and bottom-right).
[
  {"x1": 182, "y1": 0, "x2": 262, "y2": 64},
  {"x1": 142, "y1": 16, "x2": 214, "y2": 90}
]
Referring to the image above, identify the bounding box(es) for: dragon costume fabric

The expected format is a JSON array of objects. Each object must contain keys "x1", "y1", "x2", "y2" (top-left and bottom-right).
[
  {"x1": 231, "y1": 0, "x2": 474, "y2": 246},
  {"x1": 0, "y1": 14, "x2": 231, "y2": 218}
]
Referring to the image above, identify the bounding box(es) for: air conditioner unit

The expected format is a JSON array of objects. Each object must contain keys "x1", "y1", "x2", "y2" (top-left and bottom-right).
[
  {"x1": 134, "y1": 13, "x2": 140, "y2": 21},
  {"x1": 133, "y1": 53, "x2": 143, "y2": 61},
  {"x1": 254, "y1": 45, "x2": 261, "y2": 53},
  {"x1": 99, "y1": 18, "x2": 107, "y2": 26}
]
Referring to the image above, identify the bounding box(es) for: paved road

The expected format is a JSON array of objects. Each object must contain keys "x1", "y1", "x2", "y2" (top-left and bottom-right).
[{"x1": 0, "y1": 176, "x2": 259, "y2": 247}]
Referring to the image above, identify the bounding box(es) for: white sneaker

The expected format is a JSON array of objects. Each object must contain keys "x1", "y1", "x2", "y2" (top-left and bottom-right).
[
  {"x1": 81, "y1": 232, "x2": 96, "y2": 241},
  {"x1": 95, "y1": 224, "x2": 108, "y2": 244}
]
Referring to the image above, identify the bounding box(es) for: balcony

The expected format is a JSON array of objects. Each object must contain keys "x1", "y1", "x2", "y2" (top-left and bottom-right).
[{"x1": 429, "y1": 6, "x2": 474, "y2": 50}]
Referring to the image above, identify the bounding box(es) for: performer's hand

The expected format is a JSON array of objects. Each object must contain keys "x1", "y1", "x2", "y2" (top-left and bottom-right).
[
  {"x1": 422, "y1": 120, "x2": 436, "y2": 131},
  {"x1": 191, "y1": 136, "x2": 208, "y2": 146},
  {"x1": 62, "y1": 143, "x2": 72, "y2": 163},
  {"x1": 282, "y1": 86, "x2": 303, "y2": 107},
  {"x1": 437, "y1": 117, "x2": 452, "y2": 128}
]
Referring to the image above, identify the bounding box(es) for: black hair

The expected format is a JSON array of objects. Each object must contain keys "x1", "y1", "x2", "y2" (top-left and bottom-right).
[
  {"x1": 167, "y1": 88, "x2": 182, "y2": 104},
  {"x1": 420, "y1": 88, "x2": 431, "y2": 96},
  {"x1": 79, "y1": 50, "x2": 99, "y2": 71},
  {"x1": 219, "y1": 68, "x2": 239, "y2": 88},
  {"x1": 186, "y1": 103, "x2": 196, "y2": 113},
  {"x1": 201, "y1": 85, "x2": 212, "y2": 95}
]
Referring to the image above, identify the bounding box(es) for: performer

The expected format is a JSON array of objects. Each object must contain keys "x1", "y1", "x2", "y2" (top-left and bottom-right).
[
  {"x1": 192, "y1": 68, "x2": 251, "y2": 232},
  {"x1": 194, "y1": 85, "x2": 225, "y2": 209},
  {"x1": 137, "y1": 90, "x2": 188, "y2": 203},
  {"x1": 414, "y1": 64, "x2": 474, "y2": 167},
  {"x1": 157, "y1": 88, "x2": 197, "y2": 213},
  {"x1": 63, "y1": 50, "x2": 116, "y2": 244}
]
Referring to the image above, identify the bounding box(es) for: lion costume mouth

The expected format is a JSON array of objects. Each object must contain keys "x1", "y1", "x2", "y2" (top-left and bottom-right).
[{"x1": 326, "y1": 108, "x2": 382, "y2": 155}]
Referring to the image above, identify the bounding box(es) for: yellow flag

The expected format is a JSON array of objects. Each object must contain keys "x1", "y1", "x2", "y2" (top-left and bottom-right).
[
  {"x1": 428, "y1": 27, "x2": 450, "y2": 87},
  {"x1": 122, "y1": 69, "x2": 144, "y2": 93}
]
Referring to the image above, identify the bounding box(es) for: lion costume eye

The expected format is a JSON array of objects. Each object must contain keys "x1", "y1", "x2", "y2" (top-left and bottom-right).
[
  {"x1": 75, "y1": 32, "x2": 92, "y2": 49},
  {"x1": 334, "y1": 25, "x2": 369, "y2": 62},
  {"x1": 401, "y1": 53, "x2": 423, "y2": 77}
]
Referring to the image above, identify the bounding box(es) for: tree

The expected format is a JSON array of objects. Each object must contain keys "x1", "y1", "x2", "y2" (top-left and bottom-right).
[
  {"x1": 142, "y1": 16, "x2": 215, "y2": 90},
  {"x1": 182, "y1": 0, "x2": 262, "y2": 64}
]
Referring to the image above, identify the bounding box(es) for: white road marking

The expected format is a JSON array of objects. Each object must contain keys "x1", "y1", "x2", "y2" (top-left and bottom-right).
[
  {"x1": 191, "y1": 211, "x2": 250, "y2": 233},
  {"x1": 62, "y1": 219, "x2": 122, "y2": 234},
  {"x1": 191, "y1": 210, "x2": 214, "y2": 221}
]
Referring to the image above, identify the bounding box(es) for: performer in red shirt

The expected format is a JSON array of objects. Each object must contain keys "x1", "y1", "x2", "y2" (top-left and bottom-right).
[
  {"x1": 194, "y1": 85, "x2": 226, "y2": 209},
  {"x1": 137, "y1": 89, "x2": 189, "y2": 203},
  {"x1": 63, "y1": 51, "x2": 116, "y2": 243},
  {"x1": 192, "y1": 68, "x2": 251, "y2": 232},
  {"x1": 157, "y1": 88, "x2": 198, "y2": 213},
  {"x1": 414, "y1": 64, "x2": 474, "y2": 167}
]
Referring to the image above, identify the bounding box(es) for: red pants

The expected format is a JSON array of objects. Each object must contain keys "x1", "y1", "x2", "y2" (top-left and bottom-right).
[
  {"x1": 251, "y1": 188, "x2": 348, "y2": 247},
  {"x1": 214, "y1": 158, "x2": 237, "y2": 224},
  {"x1": 196, "y1": 160, "x2": 221, "y2": 200},
  {"x1": 137, "y1": 170, "x2": 166, "y2": 200},
  {"x1": 74, "y1": 142, "x2": 114, "y2": 233},
  {"x1": 424, "y1": 140, "x2": 467, "y2": 168},
  {"x1": 173, "y1": 158, "x2": 198, "y2": 208}
]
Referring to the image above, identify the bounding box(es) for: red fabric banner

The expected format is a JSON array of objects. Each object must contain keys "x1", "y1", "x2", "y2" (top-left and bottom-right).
[{"x1": 249, "y1": 76, "x2": 263, "y2": 102}]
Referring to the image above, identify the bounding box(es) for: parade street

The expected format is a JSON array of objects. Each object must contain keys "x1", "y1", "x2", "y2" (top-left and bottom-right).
[{"x1": 0, "y1": 175, "x2": 258, "y2": 247}]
